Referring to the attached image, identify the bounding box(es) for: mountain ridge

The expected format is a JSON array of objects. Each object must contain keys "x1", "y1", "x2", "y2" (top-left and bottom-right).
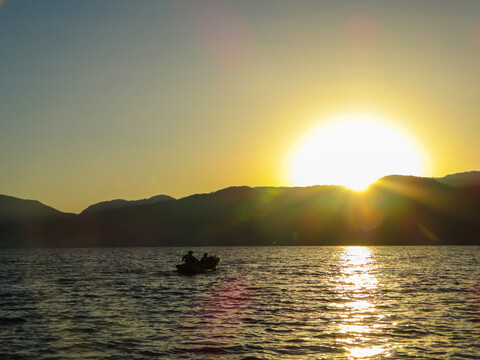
[
  {"x1": 0, "y1": 194, "x2": 73, "y2": 220},
  {"x1": 80, "y1": 194, "x2": 175, "y2": 215},
  {"x1": 1, "y1": 172, "x2": 479, "y2": 248},
  {"x1": 434, "y1": 170, "x2": 480, "y2": 188}
]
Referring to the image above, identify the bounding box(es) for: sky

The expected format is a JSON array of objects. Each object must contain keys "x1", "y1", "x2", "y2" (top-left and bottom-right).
[{"x1": 1, "y1": 0, "x2": 480, "y2": 213}]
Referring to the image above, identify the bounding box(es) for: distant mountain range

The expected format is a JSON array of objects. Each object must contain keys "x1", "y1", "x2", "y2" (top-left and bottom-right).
[
  {"x1": 0, "y1": 195, "x2": 71, "y2": 220},
  {"x1": 434, "y1": 170, "x2": 480, "y2": 188},
  {"x1": 80, "y1": 195, "x2": 175, "y2": 215},
  {"x1": 1, "y1": 171, "x2": 479, "y2": 247}
]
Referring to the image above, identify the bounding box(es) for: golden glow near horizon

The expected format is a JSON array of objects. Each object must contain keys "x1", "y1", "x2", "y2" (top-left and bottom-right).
[
  {"x1": 288, "y1": 114, "x2": 426, "y2": 191},
  {"x1": 1, "y1": 1, "x2": 478, "y2": 213}
]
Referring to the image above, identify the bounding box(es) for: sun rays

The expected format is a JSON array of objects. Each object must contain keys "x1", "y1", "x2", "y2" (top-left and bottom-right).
[{"x1": 288, "y1": 113, "x2": 426, "y2": 191}]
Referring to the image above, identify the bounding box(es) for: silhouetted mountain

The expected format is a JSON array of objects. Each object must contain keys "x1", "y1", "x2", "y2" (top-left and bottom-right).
[
  {"x1": 365, "y1": 175, "x2": 479, "y2": 245},
  {"x1": 0, "y1": 195, "x2": 74, "y2": 248},
  {"x1": 1, "y1": 173, "x2": 479, "y2": 248},
  {"x1": 0, "y1": 195, "x2": 69, "y2": 220},
  {"x1": 434, "y1": 171, "x2": 480, "y2": 188},
  {"x1": 81, "y1": 195, "x2": 175, "y2": 215}
]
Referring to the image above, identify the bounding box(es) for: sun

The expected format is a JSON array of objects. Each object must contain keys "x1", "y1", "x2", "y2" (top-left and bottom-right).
[{"x1": 288, "y1": 113, "x2": 425, "y2": 191}]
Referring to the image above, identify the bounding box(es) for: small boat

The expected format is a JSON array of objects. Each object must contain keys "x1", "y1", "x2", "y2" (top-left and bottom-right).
[{"x1": 176, "y1": 256, "x2": 220, "y2": 275}]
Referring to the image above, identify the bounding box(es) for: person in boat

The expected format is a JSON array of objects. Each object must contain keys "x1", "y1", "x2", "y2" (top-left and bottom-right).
[
  {"x1": 200, "y1": 253, "x2": 209, "y2": 266},
  {"x1": 182, "y1": 250, "x2": 199, "y2": 265}
]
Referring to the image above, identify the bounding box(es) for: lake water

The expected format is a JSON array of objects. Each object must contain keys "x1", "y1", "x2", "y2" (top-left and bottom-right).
[{"x1": 1, "y1": 246, "x2": 479, "y2": 359}]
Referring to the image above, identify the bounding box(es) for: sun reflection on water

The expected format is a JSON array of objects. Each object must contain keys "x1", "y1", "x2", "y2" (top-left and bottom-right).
[
  {"x1": 334, "y1": 246, "x2": 392, "y2": 359},
  {"x1": 348, "y1": 346, "x2": 386, "y2": 358}
]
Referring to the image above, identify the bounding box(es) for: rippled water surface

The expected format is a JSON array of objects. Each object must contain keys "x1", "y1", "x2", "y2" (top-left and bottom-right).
[{"x1": 1, "y1": 246, "x2": 480, "y2": 359}]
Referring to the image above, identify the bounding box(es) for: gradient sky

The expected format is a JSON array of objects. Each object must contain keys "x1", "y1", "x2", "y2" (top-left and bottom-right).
[{"x1": 1, "y1": 0, "x2": 480, "y2": 213}]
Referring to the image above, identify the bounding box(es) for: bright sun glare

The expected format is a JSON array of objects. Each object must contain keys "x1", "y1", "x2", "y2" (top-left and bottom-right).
[{"x1": 289, "y1": 114, "x2": 425, "y2": 191}]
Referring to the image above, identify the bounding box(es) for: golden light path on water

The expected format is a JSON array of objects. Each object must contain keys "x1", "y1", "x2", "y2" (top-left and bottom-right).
[{"x1": 335, "y1": 247, "x2": 393, "y2": 359}]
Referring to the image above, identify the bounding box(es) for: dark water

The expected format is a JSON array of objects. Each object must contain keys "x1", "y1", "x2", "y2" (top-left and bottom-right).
[{"x1": 1, "y1": 246, "x2": 479, "y2": 359}]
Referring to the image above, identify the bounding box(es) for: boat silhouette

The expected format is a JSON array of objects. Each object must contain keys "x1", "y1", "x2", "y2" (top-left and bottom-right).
[{"x1": 176, "y1": 256, "x2": 220, "y2": 275}]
